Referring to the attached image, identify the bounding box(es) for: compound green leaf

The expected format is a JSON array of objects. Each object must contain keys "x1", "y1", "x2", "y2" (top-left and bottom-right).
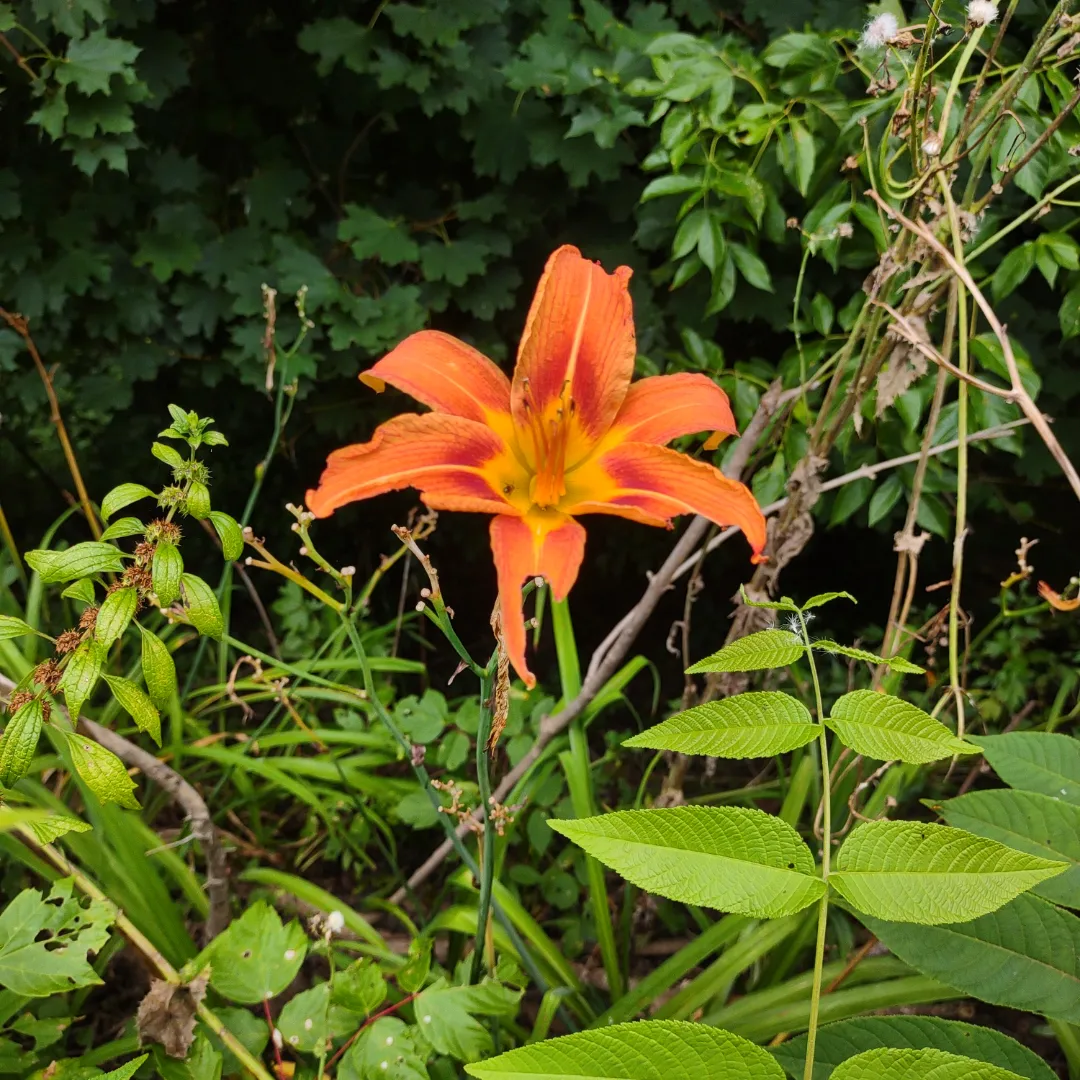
[
  {"x1": 100, "y1": 516, "x2": 146, "y2": 541},
  {"x1": 623, "y1": 692, "x2": 817, "y2": 758},
  {"x1": 801, "y1": 592, "x2": 856, "y2": 611},
  {"x1": 25, "y1": 542, "x2": 125, "y2": 584},
  {"x1": 812, "y1": 642, "x2": 924, "y2": 674},
  {"x1": 939, "y1": 789, "x2": 1080, "y2": 908},
  {"x1": 152, "y1": 541, "x2": 183, "y2": 606},
  {"x1": 207, "y1": 901, "x2": 307, "y2": 1003},
  {"x1": 549, "y1": 807, "x2": 824, "y2": 918},
  {"x1": 465, "y1": 1020, "x2": 786, "y2": 1079},
  {"x1": 415, "y1": 978, "x2": 522, "y2": 1062},
  {"x1": 64, "y1": 730, "x2": 140, "y2": 809},
  {"x1": 102, "y1": 674, "x2": 161, "y2": 745},
  {"x1": 826, "y1": 691, "x2": 978, "y2": 764},
  {"x1": 181, "y1": 573, "x2": 223, "y2": 639},
  {"x1": 59, "y1": 639, "x2": 105, "y2": 720},
  {"x1": 0, "y1": 614, "x2": 41, "y2": 642},
  {"x1": 832, "y1": 820, "x2": 1067, "y2": 925},
  {"x1": 100, "y1": 482, "x2": 155, "y2": 521},
  {"x1": 0, "y1": 698, "x2": 44, "y2": 788},
  {"x1": 209, "y1": 510, "x2": 244, "y2": 561},
  {"x1": 94, "y1": 586, "x2": 137, "y2": 648},
  {"x1": 860, "y1": 893, "x2": 1080, "y2": 1023},
  {"x1": 772, "y1": 1016, "x2": 1057, "y2": 1080},
  {"x1": 831, "y1": 1047, "x2": 1024, "y2": 1080},
  {"x1": 968, "y1": 732, "x2": 1080, "y2": 804},
  {"x1": 138, "y1": 624, "x2": 178, "y2": 708},
  {"x1": 686, "y1": 630, "x2": 804, "y2": 674}
]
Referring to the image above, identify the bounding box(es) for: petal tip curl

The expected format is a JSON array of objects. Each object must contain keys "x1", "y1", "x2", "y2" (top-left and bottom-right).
[{"x1": 359, "y1": 372, "x2": 386, "y2": 392}]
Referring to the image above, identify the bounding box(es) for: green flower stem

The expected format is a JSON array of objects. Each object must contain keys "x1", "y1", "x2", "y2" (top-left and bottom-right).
[
  {"x1": 471, "y1": 663, "x2": 496, "y2": 984},
  {"x1": 18, "y1": 829, "x2": 276, "y2": 1080},
  {"x1": 938, "y1": 26, "x2": 986, "y2": 160},
  {"x1": 551, "y1": 597, "x2": 625, "y2": 1000},
  {"x1": 797, "y1": 608, "x2": 831, "y2": 1080}
]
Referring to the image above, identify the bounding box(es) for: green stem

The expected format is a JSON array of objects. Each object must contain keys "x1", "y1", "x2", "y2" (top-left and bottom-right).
[
  {"x1": 797, "y1": 609, "x2": 831, "y2": 1080},
  {"x1": 551, "y1": 597, "x2": 625, "y2": 1000},
  {"x1": 471, "y1": 663, "x2": 496, "y2": 984},
  {"x1": 938, "y1": 27, "x2": 986, "y2": 160}
]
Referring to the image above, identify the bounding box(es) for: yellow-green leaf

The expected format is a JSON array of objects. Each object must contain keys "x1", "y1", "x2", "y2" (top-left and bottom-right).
[
  {"x1": 95, "y1": 587, "x2": 138, "y2": 649},
  {"x1": 0, "y1": 698, "x2": 44, "y2": 788},
  {"x1": 152, "y1": 541, "x2": 183, "y2": 606},
  {"x1": 64, "y1": 731, "x2": 139, "y2": 809},
  {"x1": 102, "y1": 674, "x2": 161, "y2": 745}
]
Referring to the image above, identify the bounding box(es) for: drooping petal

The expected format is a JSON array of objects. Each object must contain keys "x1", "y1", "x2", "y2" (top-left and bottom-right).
[
  {"x1": 511, "y1": 245, "x2": 635, "y2": 467},
  {"x1": 564, "y1": 442, "x2": 768, "y2": 561},
  {"x1": 612, "y1": 372, "x2": 738, "y2": 450},
  {"x1": 1038, "y1": 581, "x2": 1080, "y2": 612},
  {"x1": 490, "y1": 512, "x2": 586, "y2": 688},
  {"x1": 306, "y1": 413, "x2": 521, "y2": 518},
  {"x1": 359, "y1": 330, "x2": 512, "y2": 424}
]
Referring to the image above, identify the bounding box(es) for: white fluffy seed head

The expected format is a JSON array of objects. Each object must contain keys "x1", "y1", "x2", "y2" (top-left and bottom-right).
[
  {"x1": 326, "y1": 910, "x2": 346, "y2": 934},
  {"x1": 967, "y1": 0, "x2": 999, "y2": 26},
  {"x1": 922, "y1": 135, "x2": 942, "y2": 157},
  {"x1": 860, "y1": 12, "x2": 899, "y2": 49}
]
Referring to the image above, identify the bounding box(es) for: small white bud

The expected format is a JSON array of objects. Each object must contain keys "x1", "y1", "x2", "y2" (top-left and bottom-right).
[
  {"x1": 272, "y1": 1029, "x2": 283, "y2": 1049},
  {"x1": 298, "y1": 545, "x2": 308, "y2": 556},
  {"x1": 415, "y1": 601, "x2": 426, "y2": 612},
  {"x1": 967, "y1": 0, "x2": 998, "y2": 26},
  {"x1": 420, "y1": 587, "x2": 431, "y2": 598},
  {"x1": 533, "y1": 576, "x2": 545, "y2": 588},
  {"x1": 922, "y1": 135, "x2": 942, "y2": 157},
  {"x1": 326, "y1": 910, "x2": 346, "y2": 934},
  {"x1": 860, "y1": 12, "x2": 898, "y2": 49},
  {"x1": 340, "y1": 565, "x2": 355, "y2": 577}
]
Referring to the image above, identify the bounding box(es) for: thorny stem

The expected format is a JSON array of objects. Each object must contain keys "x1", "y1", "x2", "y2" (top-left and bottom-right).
[{"x1": 797, "y1": 609, "x2": 831, "y2": 1080}]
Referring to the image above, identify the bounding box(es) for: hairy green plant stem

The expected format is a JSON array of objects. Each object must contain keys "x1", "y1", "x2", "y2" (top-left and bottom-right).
[{"x1": 798, "y1": 609, "x2": 831, "y2": 1080}]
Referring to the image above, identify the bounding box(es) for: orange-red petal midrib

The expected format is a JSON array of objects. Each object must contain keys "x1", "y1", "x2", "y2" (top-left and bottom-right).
[
  {"x1": 306, "y1": 413, "x2": 512, "y2": 518},
  {"x1": 612, "y1": 372, "x2": 738, "y2": 446},
  {"x1": 361, "y1": 330, "x2": 512, "y2": 423}
]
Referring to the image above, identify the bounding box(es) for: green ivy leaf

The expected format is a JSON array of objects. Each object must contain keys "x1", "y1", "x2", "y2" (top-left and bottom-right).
[
  {"x1": 209, "y1": 511, "x2": 244, "y2": 561},
  {"x1": 831, "y1": 1047, "x2": 1025, "y2": 1080},
  {"x1": 465, "y1": 1020, "x2": 786, "y2": 1079},
  {"x1": 102, "y1": 674, "x2": 161, "y2": 745},
  {"x1": 64, "y1": 730, "x2": 140, "y2": 809},
  {"x1": 0, "y1": 698, "x2": 44, "y2": 788},
  {"x1": 826, "y1": 690, "x2": 978, "y2": 764},
  {"x1": 138, "y1": 624, "x2": 178, "y2": 708},
  {"x1": 186, "y1": 480, "x2": 211, "y2": 519},
  {"x1": 101, "y1": 516, "x2": 146, "y2": 541},
  {"x1": 686, "y1": 630, "x2": 804, "y2": 674},
  {"x1": 95, "y1": 586, "x2": 138, "y2": 648},
  {"x1": 25, "y1": 542, "x2": 125, "y2": 584},
  {"x1": 624, "y1": 691, "x2": 817, "y2": 758},
  {"x1": 207, "y1": 901, "x2": 307, "y2": 1003},
  {"x1": 181, "y1": 573, "x2": 224, "y2": 638},
  {"x1": 415, "y1": 978, "x2": 521, "y2": 1062},
  {"x1": 56, "y1": 30, "x2": 141, "y2": 96},
  {"x1": 831, "y1": 820, "x2": 1066, "y2": 925},
  {"x1": 59, "y1": 639, "x2": 105, "y2": 720},
  {"x1": 0, "y1": 615, "x2": 41, "y2": 642},
  {"x1": 101, "y1": 482, "x2": 156, "y2": 521},
  {"x1": 812, "y1": 641, "x2": 924, "y2": 674},
  {"x1": 152, "y1": 542, "x2": 183, "y2": 606},
  {"x1": 549, "y1": 807, "x2": 824, "y2": 918},
  {"x1": 968, "y1": 732, "x2": 1080, "y2": 804}
]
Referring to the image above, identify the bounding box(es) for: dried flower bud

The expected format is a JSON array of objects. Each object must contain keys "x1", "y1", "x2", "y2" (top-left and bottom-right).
[
  {"x1": 33, "y1": 659, "x2": 62, "y2": 693},
  {"x1": 6, "y1": 690, "x2": 32, "y2": 713},
  {"x1": 78, "y1": 606, "x2": 99, "y2": 632},
  {"x1": 55, "y1": 629, "x2": 81, "y2": 655}
]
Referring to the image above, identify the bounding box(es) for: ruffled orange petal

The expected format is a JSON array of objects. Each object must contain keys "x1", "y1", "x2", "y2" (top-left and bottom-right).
[
  {"x1": 565, "y1": 443, "x2": 767, "y2": 562},
  {"x1": 490, "y1": 512, "x2": 586, "y2": 688},
  {"x1": 360, "y1": 330, "x2": 512, "y2": 424},
  {"x1": 306, "y1": 413, "x2": 515, "y2": 518},
  {"x1": 511, "y1": 246, "x2": 635, "y2": 464},
  {"x1": 612, "y1": 372, "x2": 738, "y2": 450}
]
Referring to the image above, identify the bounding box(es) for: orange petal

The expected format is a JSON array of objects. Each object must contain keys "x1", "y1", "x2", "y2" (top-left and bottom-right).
[
  {"x1": 306, "y1": 414, "x2": 513, "y2": 518},
  {"x1": 612, "y1": 372, "x2": 738, "y2": 449},
  {"x1": 490, "y1": 512, "x2": 586, "y2": 688},
  {"x1": 1038, "y1": 581, "x2": 1080, "y2": 612},
  {"x1": 512, "y1": 246, "x2": 635, "y2": 457},
  {"x1": 360, "y1": 330, "x2": 512, "y2": 424},
  {"x1": 566, "y1": 442, "x2": 767, "y2": 562}
]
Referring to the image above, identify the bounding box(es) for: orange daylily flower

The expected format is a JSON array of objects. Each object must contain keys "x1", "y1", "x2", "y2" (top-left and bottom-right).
[{"x1": 307, "y1": 245, "x2": 768, "y2": 686}]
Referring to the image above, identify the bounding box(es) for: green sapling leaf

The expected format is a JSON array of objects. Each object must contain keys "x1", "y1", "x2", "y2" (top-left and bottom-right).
[
  {"x1": 138, "y1": 624, "x2": 178, "y2": 708},
  {"x1": 209, "y1": 511, "x2": 244, "y2": 561},
  {"x1": 152, "y1": 541, "x2": 183, "y2": 606},
  {"x1": 26, "y1": 542, "x2": 125, "y2": 584},
  {"x1": 64, "y1": 731, "x2": 140, "y2": 809},
  {"x1": 101, "y1": 483, "x2": 156, "y2": 521},
  {"x1": 181, "y1": 573, "x2": 223, "y2": 638},
  {"x1": 687, "y1": 629, "x2": 804, "y2": 674},
  {"x1": 95, "y1": 586, "x2": 138, "y2": 648},
  {"x1": 103, "y1": 674, "x2": 161, "y2": 745},
  {"x1": 0, "y1": 698, "x2": 44, "y2": 788}
]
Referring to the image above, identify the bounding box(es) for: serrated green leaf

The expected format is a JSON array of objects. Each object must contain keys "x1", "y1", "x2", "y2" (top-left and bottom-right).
[
  {"x1": 773, "y1": 1016, "x2": 1058, "y2": 1080},
  {"x1": 826, "y1": 690, "x2": 978, "y2": 764},
  {"x1": 801, "y1": 591, "x2": 856, "y2": 610},
  {"x1": 0, "y1": 615, "x2": 40, "y2": 642},
  {"x1": 102, "y1": 674, "x2": 161, "y2": 745},
  {"x1": 25, "y1": 542, "x2": 125, "y2": 584},
  {"x1": 549, "y1": 807, "x2": 824, "y2": 918},
  {"x1": 624, "y1": 691, "x2": 817, "y2": 758},
  {"x1": 332, "y1": 958, "x2": 387, "y2": 1015},
  {"x1": 61, "y1": 578, "x2": 97, "y2": 603},
  {"x1": 101, "y1": 482, "x2": 156, "y2": 521},
  {"x1": 23, "y1": 813, "x2": 92, "y2": 845},
  {"x1": 207, "y1": 901, "x2": 307, "y2": 1003},
  {"x1": 56, "y1": 30, "x2": 141, "y2": 96},
  {"x1": 465, "y1": 1019, "x2": 786, "y2": 1079},
  {"x1": 968, "y1": 732, "x2": 1080, "y2": 804},
  {"x1": 0, "y1": 878, "x2": 116, "y2": 997},
  {"x1": 151, "y1": 442, "x2": 185, "y2": 468},
  {"x1": 209, "y1": 510, "x2": 244, "y2": 561},
  {"x1": 138, "y1": 624, "x2": 178, "y2": 709},
  {"x1": 396, "y1": 935, "x2": 432, "y2": 993},
  {"x1": 277, "y1": 982, "x2": 360, "y2": 1055},
  {"x1": 186, "y1": 480, "x2": 211, "y2": 518},
  {"x1": 738, "y1": 587, "x2": 798, "y2": 612},
  {"x1": 831, "y1": 820, "x2": 1066, "y2": 924},
  {"x1": 831, "y1": 1047, "x2": 1024, "y2": 1080},
  {"x1": 152, "y1": 541, "x2": 183, "y2": 606},
  {"x1": 338, "y1": 204, "x2": 420, "y2": 265},
  {"x1": 939, "y1": 789, "x2": 1080, "y2": 908},
  {"x1": 0, "y1": 3, "x2": 14, "y2": 31},
  {"x1": 415, "y1": 978, "x2": 522, "y2": 1062},
  {"x1": 101, "y1": 1055, "x2": 150, "y2": 1080},
  {"x1": 344, "y1": 1017, "x2": 427, "y2": 1080},
  {"x1": 181, "y1": 573, "x2": 223, "y2": 638},
  {"x1": 687, "y1": 630, "x2": 804, "y2": 674},
  {"x1": 0, "y1": 699, "x2": 44, "y2": 788},
  {"x1": 861, "y1": 892, "x2": 1080, "y2": 1022},
  {"x1": 100, "y1": 516, "x2": 145, "y2": 541},
  {"x1": 95, "y1": 586, "x2": 137, "y2": 648},
  {"x1": 812, "y1": 642, "x2": 924, "y2": 674},
  {"x1": 64, "y1": 730, "x2": 139, "y2": 809},
  {"x1": 59, "y1": 639, "x2": 104, "y2": 720}
]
